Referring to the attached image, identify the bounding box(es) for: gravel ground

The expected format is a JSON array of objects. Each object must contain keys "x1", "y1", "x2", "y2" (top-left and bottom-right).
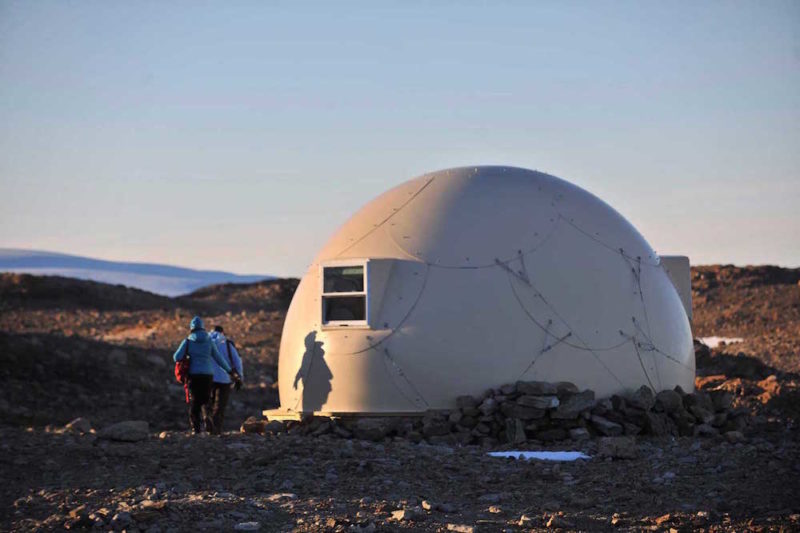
[
  {"x1": 3, "y1": 425, "x2": 799, "y2": 532},
  {"x1": 1, "y1": 267, "x2": 799, "y2": 532}
]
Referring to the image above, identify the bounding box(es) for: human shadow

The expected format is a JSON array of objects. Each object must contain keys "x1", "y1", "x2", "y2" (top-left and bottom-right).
[{"x1": 292, "y1": 331, "x2": 332, "y2": 412}]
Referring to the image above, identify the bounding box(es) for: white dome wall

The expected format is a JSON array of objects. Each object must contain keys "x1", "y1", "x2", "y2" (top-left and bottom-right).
[{"x1": 278, "y1": 166, "x2": 694, "y2": 414}]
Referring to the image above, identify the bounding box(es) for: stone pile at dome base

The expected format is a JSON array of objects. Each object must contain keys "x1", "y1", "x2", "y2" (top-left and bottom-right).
[{"x1": 244, "y1": 380, "x2": 748, "y2": 445}]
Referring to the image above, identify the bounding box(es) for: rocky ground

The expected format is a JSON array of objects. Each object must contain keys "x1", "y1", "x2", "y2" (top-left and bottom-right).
[{"x1": 1, "y1": 266, "x2": 799, "y2": 532}]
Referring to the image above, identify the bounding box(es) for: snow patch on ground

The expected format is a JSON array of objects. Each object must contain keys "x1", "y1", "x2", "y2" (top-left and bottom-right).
[
  {"x1": 488, "y1": 451, "x2": 591, "y2": 462},
  {"x1": 699, "y1": 336, "x2": 744, "y2": 349}
]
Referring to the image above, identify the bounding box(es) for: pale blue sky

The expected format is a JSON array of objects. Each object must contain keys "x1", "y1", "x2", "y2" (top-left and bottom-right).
[{"x1": 1, "y1": 1, "x2": 798, "y2": 276}]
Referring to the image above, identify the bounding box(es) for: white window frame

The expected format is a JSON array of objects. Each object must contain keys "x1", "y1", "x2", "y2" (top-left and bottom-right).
[{"x1": 320, "y1": 259, "x2": 370, "y2": 328}]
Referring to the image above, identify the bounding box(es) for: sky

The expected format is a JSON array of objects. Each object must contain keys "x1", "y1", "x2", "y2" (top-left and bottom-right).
[{"x1": 1, "y1": 1, "x2": 798, "y2": 277}]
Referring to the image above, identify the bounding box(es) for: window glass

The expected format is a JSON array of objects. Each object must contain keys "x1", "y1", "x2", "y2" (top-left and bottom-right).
[
  {"x1": 323, "y1": 295, "x2": 366, "y2": 322},
  {"x1": 323, "y1": 266, "x2": 364, "y2": 293}
]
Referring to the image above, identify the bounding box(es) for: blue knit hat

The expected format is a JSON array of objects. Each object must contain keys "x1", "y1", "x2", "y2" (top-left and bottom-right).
[{"x1": 190, "y1": 316, "x2": 204, "y2": 331}]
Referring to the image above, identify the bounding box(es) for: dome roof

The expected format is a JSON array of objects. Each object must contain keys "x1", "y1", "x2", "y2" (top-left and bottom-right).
[{"x1": 278, "y1": 166, "x2": 694, "y2": 414}]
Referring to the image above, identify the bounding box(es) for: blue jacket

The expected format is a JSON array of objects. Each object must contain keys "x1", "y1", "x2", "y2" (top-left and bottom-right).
[
  {"x1": 210, "y1": 331, "x2": 244, "y2": 384},
  {"x1": 173, "y1": 329, "x2": 232, "y2": 376}
]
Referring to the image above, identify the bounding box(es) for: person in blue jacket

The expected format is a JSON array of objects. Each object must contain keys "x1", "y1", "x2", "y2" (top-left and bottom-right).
[
  {"x1": 174, "y1": 316, "x2": 241, "y2": 434},
  {"x1": 207, "y1": 325, "x2": 244, "y2": 435}
]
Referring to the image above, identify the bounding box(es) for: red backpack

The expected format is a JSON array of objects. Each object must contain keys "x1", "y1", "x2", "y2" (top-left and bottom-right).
[{"x1": 174, "y1": 341, "x2": 191, "y2": 402}]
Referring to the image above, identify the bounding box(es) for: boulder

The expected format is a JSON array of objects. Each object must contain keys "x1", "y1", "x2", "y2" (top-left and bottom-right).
[
  {"x1": 499, "y1": 383, "x2": 517, "y2": 395},
  {"x1": 516, "y1": 381, "x2": 558, "y2": 395},
  {"x1": 517, "y1": 395, "x2": 559, "y2": 409},
  {"x1": 352, "y1": 418, "x2": 393, "y2": 441},
  {"x1": 422, "y1": 419, "x2": 451, "y2": 438},
  {"x1": 590, "y1": 415, "x2": 623, "y2": 436},
  {"x1": 478, "y1": 398, "x2": 498, "y2": 416},
  {"x1": 626, "y1": 385, "x2": 655, "y2": 410},
  {"x1": 655, "y1": 389, "x2": 683, "y2": 413},
  {"x1": 504, "y1": 418, "x2": 527, "y2": 444},
  {"x1": 568, "y1": 427, "x2": 590, "y2": 440},
  {"x1": 643, "y1": 412, "x2": 671, "y2": 437},
  {"x1": 456, "y1": 396, "x2": 479, "y2": 410},
  {"x1": 551, "y1": 390, "x2": 595, "y2": 419},
  {"x1": 501, "y1": 403, "x2": 546, "y2": 420},
  {"x1": 689, "y1": 405, "x2": 714, "y2": 425},
  {"x1": 264, "y1": 420, "x2": 285, "y2": 434},
  {"x1": 555, "y1": 382, "x2": 579, "y2": 398},
  {"x1": 98, "y1": 420, "x2": 149, "y2": 442},
  {"x1": 683, "y1": 391, "x2": 714, "y2": 413},
  {"x1": 597, "y1": 436, "x2": 637, "y2": 459},
  {"x1": 241, "y1": 417, "x2": 267, "y2": 434}
]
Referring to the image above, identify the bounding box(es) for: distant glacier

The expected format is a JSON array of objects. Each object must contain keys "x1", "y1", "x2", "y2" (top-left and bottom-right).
[{"x1": 0, "y1": 249, "x2": 272, "y2": 297}]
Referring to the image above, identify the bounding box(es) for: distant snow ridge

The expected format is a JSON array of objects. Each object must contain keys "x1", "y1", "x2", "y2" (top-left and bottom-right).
[{"x1": 0, "y1": 249, "x2": 272, "y2": 297}]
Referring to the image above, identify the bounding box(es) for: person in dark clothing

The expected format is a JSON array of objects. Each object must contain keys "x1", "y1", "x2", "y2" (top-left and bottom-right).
[
  {"x1": 173, "y1": 316, "x2": 241, "y2": 434},
  {"x1": 207, "y1": 325, "x2": 244, "y2": 435}
]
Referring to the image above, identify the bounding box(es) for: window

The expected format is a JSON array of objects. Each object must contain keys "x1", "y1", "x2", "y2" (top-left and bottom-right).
[{"x1": 321, "y1": 262, "x2": 368, "y2": 327}]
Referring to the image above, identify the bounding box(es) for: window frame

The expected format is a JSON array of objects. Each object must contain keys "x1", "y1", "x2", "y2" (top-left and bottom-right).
[{"x1": 320, "y1": 259, "x2": 370, "y2": 328}]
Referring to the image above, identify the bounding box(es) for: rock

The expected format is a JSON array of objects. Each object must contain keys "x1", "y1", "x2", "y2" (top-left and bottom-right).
[
  {"x1": 422, "y1": 419, "x2": 451, "y2": 437},
  {"x1": 504, "y1": 418, "x2": 527, "y2": 444},
  {"x1": 421, "y1": 500, "x2": 437, "y2": 511},
  {"x1": 241, "y1": 417, "x2": 267, "y2": 434},
  {"x1": 655, "y1": 513, "x2": 673, "y2": 526},
  {"x1": 546, "y1": 514, "x2": 574, "y2": 528},
  {"x1": 478, "y1": 397, "x2": 498, "y2": 416},
  {"x1": 590, "y1": 415, "x2": 623, "y2": 436},
  {"x1": 488, "y1": 505, "x2": 502, "y2": 514},
  {"x1": 502, "y1": 403, "x2": 547, "y2": 420},
  {"x1": 673, "y1": 410, "x2": 697, "y2": 436},
  {"x1": 684, "y1": 391, "x2": 714, "y2": 412},
  {"x1": 551, "y1": 390, "x2": 595, "y2": 419},
  {"x1": 644, "y1": 412, "x2": 672, "y2": 436},
  {"x1": 458, "y1": 415, "x2": 478, "y2": 429},
  {"x1": 597, "y1": 436, "x2": 637, "y2": 459},
  {"x1": 264, "y1": 420, "x2": 285, "y2": 434},
  {"x1": 352, "y1": 419, "x2": 393, "y2": 441},
  {"x1": 517, "y1": 395, "x2": 559, "y2": 409},
  {"x1": 500, "y1": 383, "x2": 517, "y2": 395},
  {"x1": 517, "y1": 381, "x2": 558, "y2": 395},
  {"x1": 689, "y1": 405, "x2": 714, "y2": 424},
  {"x1": 519, "y1": 514, "x2": 534, "y2": 526},
  {"x1": 68, "y1": 505, "x2": 87, "y2": 519},
  {"x1": 724, "y1": 430, "x2": 745, "y2": 443},
  {"x1": 568, "y1": 427, "x2": 590, "y2": 440},
  {"x1": 456, "y1": 395, "x2": 479, "y2": 410},
  {"x1": 98, "y1": 420, "x2": 149, "y2": 442},
  {"x1": 391, "y1": 508, "x2": 421, "y2": 521},
  {"x1": 626, "y1": 385, "x2": 655, "y2": 410},
  {"x1": 622, "y1": 422, "x2": 642, "y2": 435},
  {"x1": 65, "y1": 417, "x2": 91, "y2": 434},
  {"x1": 655, "y1": 390, "x2": 683, "y2": 413},
  {"x1": 446, "y1": 525, "x2": 474, "y2": 533},
  {"x1": 234, "y1": 522, "x2": 260, "y2": 531},
  {"x1": 555, "y1": 382, "x2": 579, "y2": 398}
]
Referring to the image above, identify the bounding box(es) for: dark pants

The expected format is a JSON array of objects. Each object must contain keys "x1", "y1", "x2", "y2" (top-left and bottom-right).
[
  {"x1": 206, "y1": 382, "x2": 232, "y2": 435},
  {"x1": 188, "y1": 374, "x2": 213, "y2": 433}
]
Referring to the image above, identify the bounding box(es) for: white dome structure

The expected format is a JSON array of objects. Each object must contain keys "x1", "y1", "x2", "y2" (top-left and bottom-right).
[{"x1": 274, "y1": 166, "x2": 694, "y2": 416}]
